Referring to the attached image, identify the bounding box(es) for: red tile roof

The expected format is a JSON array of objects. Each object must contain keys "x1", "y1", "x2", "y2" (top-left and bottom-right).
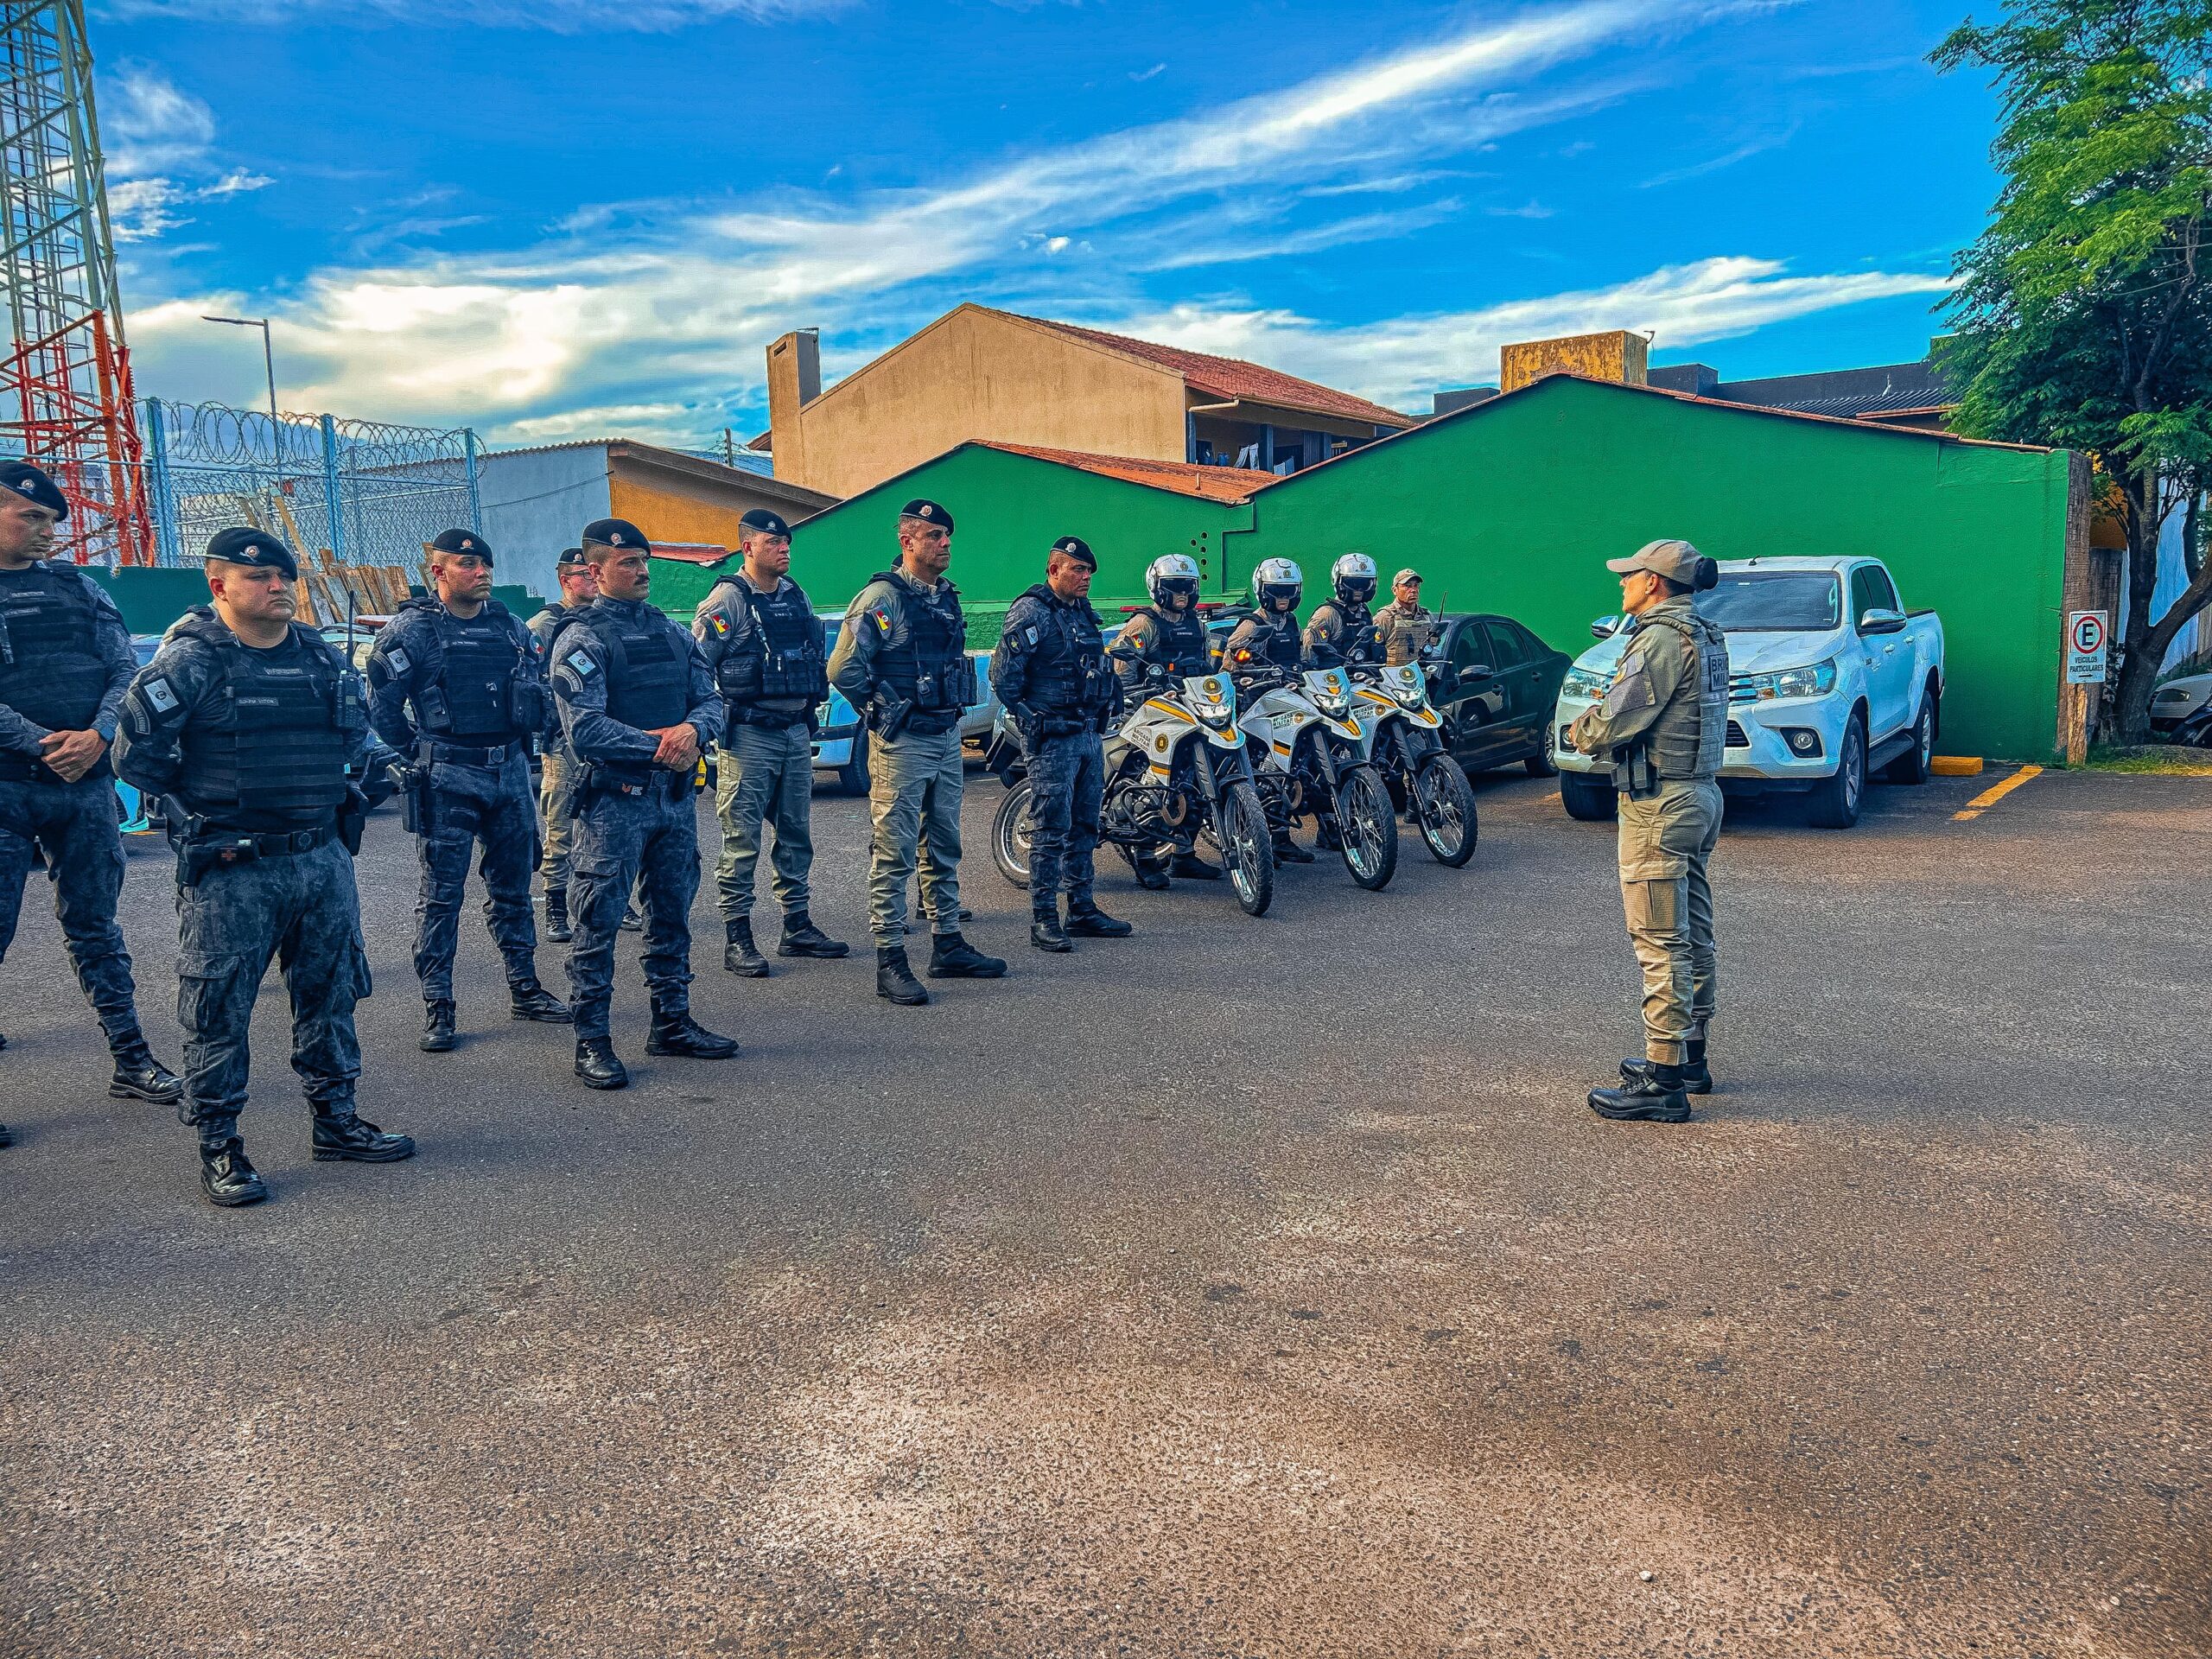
[
  {"x1": 982, "y1": 442, "x2": 1281, "y2": 502},
  {"x1": 648, "y1": 542, "x2": 734, "y2": 566},
  {"x1": 1005, "y1": 312, "x2": 1413, "y2": 430}
]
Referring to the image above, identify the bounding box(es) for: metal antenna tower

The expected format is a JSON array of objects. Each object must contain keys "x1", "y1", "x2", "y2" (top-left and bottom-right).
[{"x1": 0, "y1": 1, "x2": 153, "y2": 564}]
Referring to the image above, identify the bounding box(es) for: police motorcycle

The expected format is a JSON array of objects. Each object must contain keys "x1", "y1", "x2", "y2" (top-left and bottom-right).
[
  {"x1": 988, "y1": 645, "x2": 1275, "y2": 918},
  {"x1": 1226, "y1": 559, "x2": 1399, "y2": 892},
  {"x1": 1312, "y1": 555, "x2": 1478, "y2": 868}
]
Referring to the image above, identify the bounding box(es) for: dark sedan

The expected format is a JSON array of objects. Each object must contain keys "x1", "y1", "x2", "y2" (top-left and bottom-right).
[{"x1": 1428, "y1": 612, "x2": 1573, "y2": 776}]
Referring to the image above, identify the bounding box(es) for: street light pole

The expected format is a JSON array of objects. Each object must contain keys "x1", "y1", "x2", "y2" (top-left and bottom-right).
[{"x1": 201, "y1": 315, "x2": 283, "y2": 531}]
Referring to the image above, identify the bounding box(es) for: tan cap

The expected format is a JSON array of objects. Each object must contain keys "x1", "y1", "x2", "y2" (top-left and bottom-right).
[
  {"x1": 1605, "y1": 538, "x2": 1703, "y2": 582},
  {"x1": 1392, "y1": 568, "x2": 1422, "y2": 586}
]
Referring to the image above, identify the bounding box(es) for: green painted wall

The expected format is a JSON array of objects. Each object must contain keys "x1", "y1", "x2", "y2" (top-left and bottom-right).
[
  {"x1": 84, "y1": 567, "x2": 209, "y2": 636},
  {"x1": 1231, "y1": 378, "x2": 2074, "y2": 761},
  {"x1": 789, "y1": 444, "x2": 1250, "y2": 645}
]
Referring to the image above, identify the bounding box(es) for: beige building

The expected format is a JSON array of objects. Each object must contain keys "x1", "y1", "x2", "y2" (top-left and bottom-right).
[{"x1": 761, "y1": 305, "x2": 1413, "y2": 500}]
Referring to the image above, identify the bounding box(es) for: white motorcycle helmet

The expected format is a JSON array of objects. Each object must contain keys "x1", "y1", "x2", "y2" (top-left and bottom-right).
[
  {"x1": 1146, "y1": 553, "x2": 1203, "y2": 607},
  {"x1": 1252, "y1": 557, "x2": 1303, "y2": 613},
  {"x1": 1331, "y1": 552, "x2": 1378, "y2": 607}
]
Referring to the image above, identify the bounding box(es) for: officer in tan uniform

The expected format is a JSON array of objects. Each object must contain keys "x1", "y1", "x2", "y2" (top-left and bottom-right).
[
  {"x1": 1375, "y1": 569, "x2": 1439, "y2": 666},
  {"x1": 1568, "y1": 538, "x2": 1727, "y2": 1122}
]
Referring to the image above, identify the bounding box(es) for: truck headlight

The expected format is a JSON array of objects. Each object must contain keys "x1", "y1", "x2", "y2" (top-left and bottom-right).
[
  {"x1": 1560, "y1": 665, "x2": 1609, "y2": 700},
  {"x1": 1732, "y1": 658, "x2": 1837, "y2": 703}
]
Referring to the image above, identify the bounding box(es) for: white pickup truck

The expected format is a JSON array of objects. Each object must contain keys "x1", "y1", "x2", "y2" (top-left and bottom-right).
[{"x1": 1551, "y1": 555, "x2": 1945, "y2": 829}]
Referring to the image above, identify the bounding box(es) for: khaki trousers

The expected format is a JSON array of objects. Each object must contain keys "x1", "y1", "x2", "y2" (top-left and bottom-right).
[{"x1": 1616, "y1": 778, "x2": 1722, "y2": 1064}]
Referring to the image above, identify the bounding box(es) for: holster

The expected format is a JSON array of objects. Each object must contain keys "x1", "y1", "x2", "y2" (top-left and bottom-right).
[
  {"x1": 180, "y1": 833, "x2": 259, "y2": 887},
  {"x1": 1610, "y1": 743, "x2": 1658, "y2": 798},
  {"x1": 338, "y1": 787, "x2": 368, "y2": 855},
  {"x1": 869, "y1": 694, "x2": 914, "y2": 741}
]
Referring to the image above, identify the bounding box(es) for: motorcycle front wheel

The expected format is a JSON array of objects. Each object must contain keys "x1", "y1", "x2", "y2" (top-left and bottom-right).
[
  {"x1": 992, "y1": 778, "x2": 1034, "y2": 889},
  {"x1": 1213, "y1": 779, "x2": 1274, "y2": 917},
  {"x1": 1413, "y1": 753, "x2": 1478, "y2": 867},
  {"x1": 1335, "y1": 763, "x2": 1399, "y2": 891}
]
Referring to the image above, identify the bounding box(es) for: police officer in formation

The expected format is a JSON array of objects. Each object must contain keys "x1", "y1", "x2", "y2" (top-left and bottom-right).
[
  {"x1": 115, "y1": 529, "x2": 412, "y2": 1206},
  {"x1": 529, "y1": 545, "x2": 596, "y2": 944},
  {"x1": 693, "y1": 508, "x2": 847, "y2": 977},
  {"x1": 368, "y1": 529, "x2": 569, "y2": 1052},
  {"x1": 1569, "y1": 538, "x2": 1728, "y2": 1124},
  {"x1": 1375, "y1": 567, "x2": 1438, "y2": 666},
  {"x1": 1113, "y1": 552, "x2": 1221, "y2": 890},
  {"x1": 1219, "y1": 557, "x2": 1315, "y2": 864},
  {"x1": 0, "y1": 461, "x2": 181, "y2": 1150},
  {"x1": 826, "y1": 499, "x2": 1006, "y2": 1005},
  {"x1": 1301, "y1": 553, "x2": 1383, "y2": 667},
  {"x1": 550, "y1": 518, "x2": 737, "y2": 1089},
  {"x1": 991, "y1": 536, "x2": 1133, "y2": 952}
]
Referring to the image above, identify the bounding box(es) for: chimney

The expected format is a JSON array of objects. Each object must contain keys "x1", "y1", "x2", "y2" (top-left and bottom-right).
[
  {"x1": 765, "y1": 328, "x2": 822, "y2": 484},
  {"x1": 1499, "y1": 331, "x2": 1650, "y2": 394}
]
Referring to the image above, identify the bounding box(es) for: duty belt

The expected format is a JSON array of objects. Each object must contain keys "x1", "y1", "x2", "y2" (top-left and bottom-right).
[
  {"x1": 186, "y1": 823, "x2": 337, "y2": 859},
  {"x1": 425, "y1": 738, "x2": 522, "y2": 769}
]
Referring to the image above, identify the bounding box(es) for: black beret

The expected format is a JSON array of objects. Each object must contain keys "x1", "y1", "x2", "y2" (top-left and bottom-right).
[
  {"x1": 429, "y1": 527, "x2": 493, "y2": 563},
  {"x1": 738, "y1": 508, "x2": 791, "y2": 537},
  {"x1": 0, "y1": 461, "x2": 67, "y2": 520},
  {"x1": 556, "y1": 546, "x2": 588, "y2": 568},
  {"x1": 1050, "y1": 535, "x2": 1095, "y2": 569},
  {"x1": 204, "y1": 526, "x2": 298, "y2": 578},
  {"x1": 900, "y1": 499, "x2": 953, "y2": 533},
  {"x1": 582, "y1": 518, "x2": 650, "y2": 553}
]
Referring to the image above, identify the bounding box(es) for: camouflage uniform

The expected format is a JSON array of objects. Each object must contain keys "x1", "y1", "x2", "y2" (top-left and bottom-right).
[
  {"x1": 0, "y1": 561, "x2": 165, "y2": 1068},
  {"x1": 113, "y1": 608, "x2": 389, "y2": 1142},
  {"x1": 1568, "y1": 595, "x2": 1729, "y2": 1064},
  {"x1": 528, "y1": 599, "x2": 590, "y2": 900},
  {"x1": 366, "y1": 597, "x2": 551, "y2": 1008},
  {"x1": 1301, "y1": 597, "x2": 1380, "y2": 668},
  {"x1": 549, "y1": 596, "x2": 721, "y2": 1042},
  {"x1": 1374, "y1": 598, "x2": 1439, "y2": 667},
  {"x1": 827, "y1": 568, "x2": 976, "y2": 949}
]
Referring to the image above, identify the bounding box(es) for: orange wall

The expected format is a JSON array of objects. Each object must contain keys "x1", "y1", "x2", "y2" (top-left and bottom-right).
[{"x1": 608, "y1": 463, "x2": 817, "y2": 552}]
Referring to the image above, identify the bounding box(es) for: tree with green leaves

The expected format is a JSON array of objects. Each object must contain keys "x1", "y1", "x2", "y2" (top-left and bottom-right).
[{"x1": 1933, "y1": 0, "x2": 2212, "y2": 742}]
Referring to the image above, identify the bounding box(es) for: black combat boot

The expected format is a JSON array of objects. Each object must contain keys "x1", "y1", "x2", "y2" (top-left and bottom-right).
[
  {"x1": 876, "y1": 945, "x2": 930, "y2": 1005},
  {"x1": 1273, "y1": 836, "x2": 1314, "y2": 865},
  {"x1": 575, "y1": 1036, "x2": 628, "y2": 1090},
  {"x1": 543, "y1": 887, "x2": 573, "y2": 944},
  {"x1": 1170, "y1": 850, "x2": 1222, "y2": 881},
  {"x1": 312, "y1": 1104, "x2": 416, "y2": 1162},
  {"x1": 0, "y1": 1118, "x2": 15, "y2": 1148},
  {"x1": 1135, "y1": 857, "x2": 1172, "y2": 891},
  {"x1": 199, "y1": 1127, "x2": 268, "y2": 1206},
  {"x1": 1588, "y1": 1064, "x2": 1692, "y2": 1123},
  {"x1": 1065, "y1": 899, "x2": 1132, "y2": 938},
  {"x1": 510, "y1": 979, "x2": 572, "y2": 1023},
  {"x1": 778, "y1": 912, "x2": 849, "y2": 959},
  {"x1": 620, "y1": 902, "x2": 644, "y2": 933},
  {"x1": 1620, "y1": 1041, "x2": 1713, "y2": 1095},
  {"x1": 107, "y1": 1031, "x2": 183, "y2": 1103},
  {"x1": 646, "y1": 1006, "x2": 740, "y2": 1059},
  {"x1": 724, "y1": 917, "x2": 771, "y2": 977},
  {"x1": 929, "y1": 931, "x2": 1007, "y2": 979},
  {"x1": 420, "y1": 1000, "x2": 457, "y2": 1052},
  {"x1": 1031, "y1": 908, "x2": 1072, "y2": 952}
]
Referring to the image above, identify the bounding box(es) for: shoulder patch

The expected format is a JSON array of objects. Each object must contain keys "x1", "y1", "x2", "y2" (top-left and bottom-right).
[
  {"x1": 565, "y1": 649, "x2": 598, "y2": 678},
  {"x1": 1023, "y1": 625, "x2": 1039, "y2": 646},
  {"x1": 709, "y1": 613, "x2": 730, "y2": 636},
  {"x1": 142, "y1": 676, "x2": 178, "y2": 714},
  {"x1": 871, "y1": 608, "x2": 892, "y2": 634},
  {"x1": 385, "y1": 645, "x2": 411, "y2": 677}
]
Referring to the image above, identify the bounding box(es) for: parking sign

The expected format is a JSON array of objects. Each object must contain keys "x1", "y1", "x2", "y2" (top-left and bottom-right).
[{"x1": 2066, "y1": 610, "x2": 2110, "y2": 685}]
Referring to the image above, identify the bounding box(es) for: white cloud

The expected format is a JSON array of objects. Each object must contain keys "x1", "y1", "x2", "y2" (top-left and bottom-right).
[
  {"x1": 1088, "y1": 257, "x2": 1955, "y2": 410},
  {"x1": 104, "y1": 0, "x2": 849, "y2": 30},
  {"x1": 100, "y1": 65, "x2": 271, "y2": 240},
  {"x1": 1131, "y1": 62, "x2": 1167, "y2": 82},
  {"x1": 1142, "y1": 200, "x2": 1466, "y2": 271}
]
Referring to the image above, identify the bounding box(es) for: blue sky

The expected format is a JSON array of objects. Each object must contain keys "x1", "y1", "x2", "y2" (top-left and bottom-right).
[{"x1": 93, "y1": 0, "x2": 2002, "y2": 448}]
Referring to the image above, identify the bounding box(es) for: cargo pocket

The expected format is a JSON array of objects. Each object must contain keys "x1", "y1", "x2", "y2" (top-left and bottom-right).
[
  {"x1": 176, "y1": 953, "x2": 253, "y2": 1038},
  {"x1": 346, "y1": 938, "x2": 373, "y2": 1002}
]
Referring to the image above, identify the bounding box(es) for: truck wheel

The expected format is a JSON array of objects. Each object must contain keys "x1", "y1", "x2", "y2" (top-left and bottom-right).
[
  {"x1": 1559, "y1": 772, "x2": 1617, "y2": 822},
  {"x1": 1883, "y1": 687, "x2": 1937, "y2": 785},
  {"x1": 1524, "y1": 744, "x2": 1559, "y2": 778},
  {"x1": 838, "y1": 728, "x2": 871, "y2": 796},
  {"x1": 1807, "y1": 712, "x2": 1866, "y2": 828}
]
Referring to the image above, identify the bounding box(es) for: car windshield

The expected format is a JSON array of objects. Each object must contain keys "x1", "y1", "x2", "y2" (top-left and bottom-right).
[{"x1": 1696, "y1": 572, "x2": 1841, "y2": 632}]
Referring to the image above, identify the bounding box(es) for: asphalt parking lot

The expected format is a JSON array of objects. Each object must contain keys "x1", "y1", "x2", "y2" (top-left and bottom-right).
[{"x1": 2, "y1": 762, "x2": 2205, "y2": 1657}]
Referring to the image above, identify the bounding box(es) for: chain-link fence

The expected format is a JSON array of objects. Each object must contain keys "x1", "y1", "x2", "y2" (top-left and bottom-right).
[{"x1": 139, "y1": 399, "x2": 480, "y2": 569}]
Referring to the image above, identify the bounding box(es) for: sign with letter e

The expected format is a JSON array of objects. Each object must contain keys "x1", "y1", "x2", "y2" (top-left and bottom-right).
[{"x1": 2066, "y1": 610, "x2": 2110, "y2": 685}]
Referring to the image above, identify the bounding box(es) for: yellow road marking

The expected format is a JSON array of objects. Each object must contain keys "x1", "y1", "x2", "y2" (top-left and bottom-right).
[{"x1": 1954, "y1": 763, "x2": 2042, "y2": 821}]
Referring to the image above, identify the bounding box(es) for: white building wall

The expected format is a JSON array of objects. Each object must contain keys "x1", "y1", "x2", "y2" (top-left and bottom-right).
[{"x1": 479, "y1": 446, "x2": 613, "y2": 603}]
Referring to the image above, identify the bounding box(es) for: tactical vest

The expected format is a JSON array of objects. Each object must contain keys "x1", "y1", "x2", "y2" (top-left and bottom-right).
[
  {"x1": 1133, "y1": 604, "x2": 1211, "y2": 677},
  {"x1": 1011, "y1": 585, "x2": 1109, "y2": 714},
  {"x1": 1636, "y1": 608, "x2": 1730, "y2": 780},
  {"x1": 709, "y1": 576, "x2": 828, "y2": 708},
  {"x1": 427, "y1": 601, "x2": 536, "y2": 741},
  {"x1": 1229, "y1": 611, "x2": 1302, "y2": 671},
  {"x1": 0, "y1": 565, "x2": 111, "y2": 771},
  {"x1": 590, "y1": 601, "x2": 691, "y2": 734},
  {"x1": 1309, "y1": 599, "x2": 1379, "y2": 665},
  {"x1": 1377, "y1": 602, "x2": 1435, "y2": 666},
  {"x1": 868, "y1": 571, "x2": 976, "y2": 732},
  {"x1": 172, "y1": 612, "x2": 355, "y2": 827}
]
